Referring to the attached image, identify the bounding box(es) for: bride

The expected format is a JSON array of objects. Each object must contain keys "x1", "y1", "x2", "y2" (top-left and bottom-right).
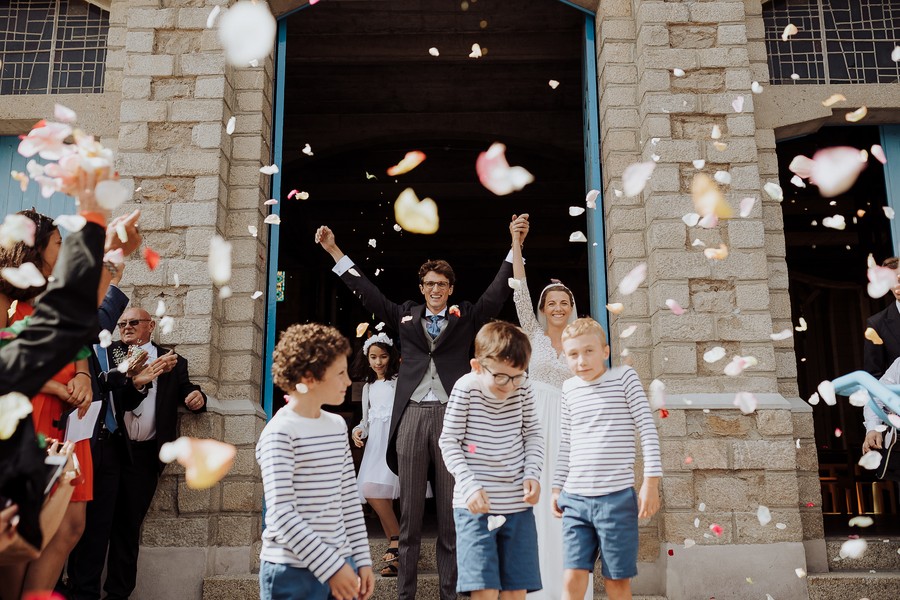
[{"x1": 510, "y1": 218, "x2": 591, "y2": 600}]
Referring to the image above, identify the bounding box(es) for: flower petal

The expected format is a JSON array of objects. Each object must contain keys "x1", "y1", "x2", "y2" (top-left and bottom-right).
[
  {"x1": 751, "y1": 81, "x2": 763, "y2": 94},
  {"x1": 665, "y1": 299, "x2": 684, "y2": 315},
  {"x1": 871, "y1": 144, "x2": 887, "y2": 165},
  {"x1": 487, "y1": 514, "x2": 506, "y2": 531},
  {"x1": 54, "y1": 104, "x2": 77, "y2": 123},
  {"x1": 469, "y1": 43, "x2": 482, "y2": 59},
  {"x1": 0, "y1": 392, "x2": 33, "y2": 440},
  {"x1": 394, "y1": 188, "x2": 439, "y2": 234},
  {"x1": 821, "y1": 93, "x2": 846, "y2": 107},
  {"x1": 606, "y1": 302, "x2": 624, "y2": 315},
  {"x1": 822, "y1": 215, "x2": 846, "y2": 230},
  {"x1": 732, "y1": 96, "x2": 744, "y2": 113},
  {"x1": 757, "y1": 505, "x2": 772, "y2": 526},
  {"x1": 264, "y1": 214, "x2": 281, "y2": 225},
  {"x1": 226, "y1": 116, "x2": 236, "y2": 135},
  {"x1": 620, "y1": 325, "x2": 637, "y2": 338},
  {"x1": 548, "y1": 80, "x2": 560, "y2": 89},
  {"x1": 703, "y1": 347, "x2": 726, "y2": 363},
  {"x1": 52, "y1": 214, "x2": 86, "y2": 232},
  {"x1": 476, "y1": 143, "x2": 534, "y2": 196},
  {"x1": 781, "y1": 23, "x2": 798, "y2": 42},
  {"x1": 859, "y1": 451, "x2": 882, "y2": 470},
  {"x1": 160, "y1": 315, "x2": 174, "y2": 334},
  {"x1": 585, "y1": 189, "x2": 600, "y2": 209},
  {"x1": 809, "y1": 147, "x2": 867, "y2": 198},
  {"x1": 848, "y1": 516, "x2": 873, "y2": 528},
  {"x1": 763, "y1": 182, "x2": 783, "y2": 201},
  {"x1": 839, "y1": 538, "x2": 868, "y2": 559},
  {"x1": 692, "y1": 173, "x2": 732, "y2": 218},
  {"x1": 622, "y1": 161, "x2": 656, "y2": 197},
  {"x1": 429, "y1": 47, "x2": 440, "y2": 57},
  {"x1": 0, "y1": 214, "x2": 37, "y2": 249},
  {"x1": 387, "y1": 151, "x2": 426, "y2": 176},
  {"x1": 260, "y1": 164, "x2": 279, "y2": 175},
  {"x1": 617, "y1": 263, "x2": 647, "y2": 296},
  {"x1": 217, "y1": 0, "x2": 277, "y2": 67},
  {"x1": 848, "y1": 389, "x2": 870, "y2": 407},
  {"x1": 817, "y1": 380, "x2": 836, "y2": 406},
  {"x1": 845, "y1": 106, "x2": 868, "y2": 122},
  {"x1": 208, "y1": 235, "x2": 232, "y2": 285},
  {"x1": 865, "y1": 327, "x2": 883, "y2": 345},
  {"x1": 867, "y1": 265, "x2": 896, "y2": 298},
  {"x1": 569, "y1": 206, "x2": 586, "y2": 217},
  {"x1": 94, "y1": 180, "x2": 129, "y2": 210},
  {"x1": 356, "y1": 323, "x2": 369, "y2": 337},
  {"x1": 673, "y1": 68, "x2": 685, "y2": 77},
  {"x1": 1, "y1": 263, "x2": 45, "y2": 289},
  {"x1": 302, "y1": 144, "x2": 313, "y2": 156},
  {"x1": 770, "y1": 328, "x2": 793, "y2": 341},
  {"x1": 569, "y1": 231, "x2": 587, "y2": 243},
  {"x1": 734, "y1": 392, "x2": 758, "y2": 415},
  {"x1": 159, "y1": 437, "x2": 236, "y2": 490}
]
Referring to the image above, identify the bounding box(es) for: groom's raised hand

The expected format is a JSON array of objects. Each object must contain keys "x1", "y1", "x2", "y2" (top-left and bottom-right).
[
  {"x1": 510, "y1": 213, "x2": 529, "y2": 246},
  {"x1": 315, "y1": 225, "x2": 345, "y2": 262}
]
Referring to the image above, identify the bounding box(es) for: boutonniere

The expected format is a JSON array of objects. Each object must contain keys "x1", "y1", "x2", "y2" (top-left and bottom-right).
[
  {"x1": 449, "y1": 305, "x2": 460, "y2": 318},
  {"x1": 401, "y1": 315, "x2": 413, "y2": 324}
]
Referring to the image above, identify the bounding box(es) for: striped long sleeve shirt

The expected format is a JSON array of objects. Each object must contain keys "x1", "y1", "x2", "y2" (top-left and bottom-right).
[
  {"x1": 552, "y1": 366, "x2": 663, "y2": 496},
  {"x1": 439, "y1": 373, "x2": 544, "y2": 514},
  {"x1": 256, "y1": 407, "x2": 372, "y2": 582}
]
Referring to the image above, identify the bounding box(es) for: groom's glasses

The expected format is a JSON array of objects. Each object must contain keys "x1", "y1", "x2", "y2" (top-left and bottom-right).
[
  {"x1": 422, "y1": 281, "x2": 449, "y2": 290},
  {"x1": 481, "y1": 363, "x2": 528, "y2": 387}
]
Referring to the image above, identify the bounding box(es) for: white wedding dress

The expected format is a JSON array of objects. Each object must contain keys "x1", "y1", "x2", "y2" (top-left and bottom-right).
[{"x1": 514, "y1": 279, "x2": 592, "y2": 600}]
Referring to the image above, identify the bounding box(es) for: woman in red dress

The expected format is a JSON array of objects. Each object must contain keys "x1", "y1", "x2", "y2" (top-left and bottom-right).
[{"x1": 0, "y1": 210, "x2": 94, "y2": 596}]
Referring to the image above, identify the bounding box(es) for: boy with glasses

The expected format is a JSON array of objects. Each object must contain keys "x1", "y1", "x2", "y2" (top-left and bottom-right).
[{"x1": 439, "y1": 321, "x2": 544, "y2": 600}]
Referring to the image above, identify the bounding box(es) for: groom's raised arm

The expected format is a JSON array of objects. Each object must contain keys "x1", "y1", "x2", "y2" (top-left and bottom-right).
[
  {"x1": 471, "y1": 214, "x2": 530, "y2": 325},
  {"x1": 315, "y1": 225, "x2": 403, "y2": 330}
]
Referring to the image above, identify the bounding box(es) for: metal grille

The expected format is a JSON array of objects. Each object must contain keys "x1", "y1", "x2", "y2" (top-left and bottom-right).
[
  {"x1": 0, "y1": 0, "x2": 109, "y2": 95},
  {"x1": 764, "y1": 0, "x2": 900, "y2": 85}
]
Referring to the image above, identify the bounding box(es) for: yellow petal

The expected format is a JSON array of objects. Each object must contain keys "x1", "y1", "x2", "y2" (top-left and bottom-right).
[
  {"x1": 703, "y1": 244, "x2": 729, "y2": 260},
  {"x1": 822, "y1": 94, "x2": 846, "y2": 107},
  {"x1": 356, "y1": 322, "x2": 369, "y2": 338},
  {"x1": 845, "y1": 106, "x2": 868, "y2": 123},
  {"x1": 160, "y1": 437, "x2": 236, "y2": 490},
  {"x1": 387, "y1": 151, "x2": 426, "y2": 176},
  {"x1": 606, "y1": 302, "x2": 624, "y2": 315},
  {"x1": 691, "y1": 173, "x2": 733, "y2": 219},
  {"x1": 865, "y1": 327, "x2": 884, "y2": 345},
  {"x1": 394, "y1": 188, "x2": 439, "y2": 234}
]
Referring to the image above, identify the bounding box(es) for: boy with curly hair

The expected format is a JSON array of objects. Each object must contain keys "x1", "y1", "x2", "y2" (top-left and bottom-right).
[{"x1": 256, "y1": 323, "x2": 374, "y2": 600}]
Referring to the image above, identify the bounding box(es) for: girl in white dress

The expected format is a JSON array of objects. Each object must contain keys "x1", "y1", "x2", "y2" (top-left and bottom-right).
[
  {"x1": 351, "y1": 332, "x2": 402, "y2": 576},
  {"x1": 510, "y1": 222, "x2": 591, "y2": 600}
]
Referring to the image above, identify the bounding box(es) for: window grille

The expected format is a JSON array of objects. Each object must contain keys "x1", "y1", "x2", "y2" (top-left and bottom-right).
[
  {"x1": 0, "y1": 0, "x2": 109, "y2": 95},
  {"x1": 764, "y1": 0, "x2": 900, "y2": 85}
]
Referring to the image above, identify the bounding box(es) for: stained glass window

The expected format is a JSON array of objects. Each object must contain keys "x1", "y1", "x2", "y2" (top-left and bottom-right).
[
  {"x1": 764, "y1": 0, "x2": 900, "y2": 85},
  {"x1": 0, "y1": 0, "x2": 109, "y2": 95}
]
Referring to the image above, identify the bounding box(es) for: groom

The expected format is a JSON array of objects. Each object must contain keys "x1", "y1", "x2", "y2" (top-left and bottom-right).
[{"x1": 316, "y1": 215, "x2": 528, "y2": 600}]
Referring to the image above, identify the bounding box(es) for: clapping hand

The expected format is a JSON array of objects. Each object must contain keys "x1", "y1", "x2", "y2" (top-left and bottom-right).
[{"x1": 131, "y1": 351, "x2": 177, "y2": 388}]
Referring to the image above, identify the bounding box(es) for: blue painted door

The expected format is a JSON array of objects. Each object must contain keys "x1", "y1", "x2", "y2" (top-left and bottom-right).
[
  {"x1": 881, "y1": 126, "x2": 900, "y2": 252},
  {"x1": 0, "y1": 135, "x2": 75, "y2": 219}
]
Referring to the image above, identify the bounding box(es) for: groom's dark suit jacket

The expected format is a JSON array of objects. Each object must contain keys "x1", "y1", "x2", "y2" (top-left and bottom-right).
[
  {"x1": 106, "y1": 341, "x2": 207, "y2": 471},
  {"x1": 864, "y1": 303, "x2": 900, "y2": 379},
  {"x1": 339, "y1": 258, "x2": 513, "y2": 473}
]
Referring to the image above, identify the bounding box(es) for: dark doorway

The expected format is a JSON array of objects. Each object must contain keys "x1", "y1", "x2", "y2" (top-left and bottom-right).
[
  {"x1": 272, "y1": 0, "x2": 591, "y2": 416},
  {"x1": 780, "y1": 125, "x2": 898, "y2": 535}
]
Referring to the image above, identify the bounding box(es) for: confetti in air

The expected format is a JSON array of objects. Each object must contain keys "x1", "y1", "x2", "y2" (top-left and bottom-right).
[
  {"x1": 476, "y1": 143, "x2": 534, "y2": 196},
  {"x1": 387, "y1": 151, "x2": 426, "y2": 176}
]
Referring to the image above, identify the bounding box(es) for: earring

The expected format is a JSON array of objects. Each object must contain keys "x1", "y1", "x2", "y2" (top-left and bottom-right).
[{"x1": 295, "y1": 383, "x2": 309, "y2": 394}]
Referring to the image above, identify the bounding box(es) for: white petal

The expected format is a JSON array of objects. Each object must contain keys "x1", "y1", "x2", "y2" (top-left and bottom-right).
[
  {"x1": 714, "y1": 170, "x2": 731, "y2": 185},
  {"x1": 606, "y1": 303, "x2": 624, "y2": 315},
  {"x1": 428, "y1": 47, "x2": 440, "y2": 57},
  {"x1": 711, "y1": 125, "x2": 722, "y2": 140},
  {"x1": 617, "y1": 263, "x2": 647, "y2": 296},
  {"x1": 839, "y1": 538, "x2": 868, "y2": 559},
  {"x1": 260, "y1": 164, "x2": 279, "y2": 175},
  {"x1": 849, "y1": 516, "x2": 874, "y2": 528},
  {"x1": 302, "y1": 143, "x2": 314, "y2": 156},
  {"x1": 848, "y1": 389, "x2": 870, "y2": 408},
  {"x1": 487, "y1": 514, "x2": 506, "y2": 531},
  {"x1": 795, "y1": 317, "x2": 808, "y2": 331},
  {"x1": 614, "y1": 189, "x2": 623, "y2": 198},
  {"x1": 781, "y1": 23, "x2": 798, "y2": 42},
  {"x1": 691, "y1": 238, "x2": 705, "y2": 247},
  {"x1": 52, "y1": 214, "x2": 86, "y2": 232},
  {"x1": 549, "y1": 80, "x2": 560, "y2": 89},
  {"x1": 174, "y1": 273, "x2": 180, "y2": 288},
  {"x1": 348, "y1": 268, "x2": 360, "y2": 277},
  {"x1": 648, "y1": 379, "x2": 666, "y2": 410},
  {"x1": 884, "y1": 206, "x2": 895, "y2": 219},
  {"x1": 871, "y1": 145, "x2": 887, "y2": 165},
  {"x1": 739, "y1": 197, "x2": 755, "y2": 218},
  {"x1": 732, "y1": 96, "x2": 744, "y2": 113},
  {"x1": 790, "y1": 175, "x2": 806, "y2": 188},
  {"x1": 264, "y1": 214, "x2": 281, "y2": 225},
  {"x1": 703, "y1": 346, "x2": 726, "y2": 363},
  {"x1": 809, "y1": 146, "x2": 867, "y2": 197},
  {"x1": 763, "y1": 182, "x2": 784, "y2": 201},
  {"x1": 734, "y1": 392, "x2": 758, "y2": 415},
  {"x1": 251, "y1": 290, "x2": 263, "y2": 299},
  {"x1": 817, "y1": 380, "x2": 836, "y2": 406},
  {"x1": 751, "y1": 81, "x2": 763, "y2": 94},
  {"x1": 54, "y1": 104, "x2": 77, "y2": 123},
  {"x1": 217, "y1": 0, "x2": 277, "y2": 67},
  {"x1": 569, "y1": 206, "x2": 586, "y2": 216},
  {"x1": 620, "y1": 325, "x2": 637, "y2": 338},
  {"x1": 807, "y1": 392, "x2": 820, "y2": 406},
  {"x1": 682, "y1": 213, "x2": 701, "y2": 227},
  {"x1": 94, "y1": 180, "x2": 129, "y2": 210},
  {"x1": 757, "y1": 505, "x2": 772, "y2": 526},
  {"x1": 393, "y1": 224, "x2": 402, "y2": 232},
  {"x1": 297, "y1": 191, "x2": 309, "y2": 200},
  {"x1": 160, "y1": 315, "x2": 175, "y2": 334},
  {"x1": 684, "y1": 538, "x2": 696, "y2": 549},
  {"x1": 867, "y1": 265, "x2": 896, "y2": 298},
  {"x1": 692, "y1": 159, "x2": 705, "y2": 169},
  {"x1": 795, "y1": 568, "x2": 807, "y2": 578},
  {"x1": 673, "y1": 68, "x2": 685, "y2": 77},
  {"x1": 569, "y1": 231, "x2": 587, "y2": 243},
  {"x1": 208, "y1": 235, "x2": 232, "y2": 285},
  {"x1": 622, "y1": 161, "x2": 656, "y2": 197},
  {"x1": 155, "y1": 299, "x2": 166, "y2": 318},
  {"x1": 791, "y1": 73, "x2": 801, "y2": 81},
  {"x1": 219, "y1": 286, "x2": 232, "y2": 299},
  {"x1": 248, "y1": 225, "x2": 258, "y2": 237},
  {"x1": 0, "y1": 392, "x2": 33, "y2": 440},
  {"x1": 98, "y1": 329, "x2": 112, "y2": 348},
  {"x1": 585, "y1": 189, "x2": 600, "y2": 209},
  {"x1": 1, "y1": 263, "x2": 46, "y2": 289},
  {"x1": 226, "y1": 116, "x2": 236, "y2": 135},
  {"x1": 893, "y1": 46, "x2": 900, "y2": 62},
  {"x1": 469, "y1": 43, "x2": 482, "y2": 59},
  {"x1": 206, "y1": 5, "x2": 221, "y2": 28},
  {"x1": 368, "y1": 238, "x2": 377, "y2": 248},
  {"x1": 770, "y1": 329, "x2": 793, "y2": 341}
]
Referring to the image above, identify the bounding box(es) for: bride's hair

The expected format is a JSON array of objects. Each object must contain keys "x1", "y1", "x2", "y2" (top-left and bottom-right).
[{"x1": 538, "y1": 282, "x2": 574, "y2": 312}]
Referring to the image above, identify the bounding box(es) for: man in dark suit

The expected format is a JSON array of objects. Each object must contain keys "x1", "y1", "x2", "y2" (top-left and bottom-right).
[
  {"x1": 863, "y1": 257, "x2": 900, "y2": 453},
  {"x1": 316, "y1": 216, "x2": 529, "y2": 600},
  {"x1": 66, "y1": 307, "x2": 206, "y2": 600}
]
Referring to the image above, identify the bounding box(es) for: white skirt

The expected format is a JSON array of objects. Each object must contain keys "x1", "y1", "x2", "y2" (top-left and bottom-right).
[
  {"x1": 527, "y1": 381, "x2": 592, "y2": 600},
  {"x1": 357, "y1": 417, "x2": 400, "y2": 501}
]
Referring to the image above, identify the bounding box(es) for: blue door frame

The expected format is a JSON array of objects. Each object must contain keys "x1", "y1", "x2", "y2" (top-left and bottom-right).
[
  {"x1": 263, "y1": 5, "x2": 607, "y2": 418},
  {"x1": 881, "y1": 126, "x2": 900, "y2": 251}
]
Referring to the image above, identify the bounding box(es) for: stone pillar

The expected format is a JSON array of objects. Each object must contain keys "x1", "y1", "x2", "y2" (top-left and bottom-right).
[
  {"x1": 110, "y1": 1, "x2": 269, "y2": 597},
  {"x1": 594, "y1": 0, "x2": 821, "y2": 597}
]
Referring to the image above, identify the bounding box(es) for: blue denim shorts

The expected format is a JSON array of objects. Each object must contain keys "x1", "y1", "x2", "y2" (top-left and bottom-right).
[
  {"x1": 259, "y1": 557, "x2": 357, "y2": 600},
  {"x1": 558, "y1": 488, "x2": 639, "y2": 580},
  {"x1": 453, "y1": 507, "x2": 542, "y2": 593}
]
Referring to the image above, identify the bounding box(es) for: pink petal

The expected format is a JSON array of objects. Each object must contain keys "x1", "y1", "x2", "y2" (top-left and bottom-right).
[
  {"x1": 871, "y1": 145, "x2": 887, "y2": 165},
  {"x1": 54, "y1": 104, "x2": 77, "y2": 123},
  {"x1": 809, "y1": 147, "x2": 868, "y2": 198},
  {"x1": 665, "y1": 299, "x2": 684, "y2": 315},
  {"x1": 264, "y1": 199, "x2": 278, "y2": 205},
  {"x1": 476, "y1": 143, "x2": 534, "y2": 196},
  {"x1": 622, "y1": 161, "x2": 656, "y2": 197},
  {"x1": 733, "y1": 392, "x2": 758, "y2": 415},
  {"x1": 287, "y1": 189, "x2": 299, "y2": 199},
  {"x1": 788, "y1": 155, "x2": 815, "y2": 179},
  {"x1": 710, "y1": 523, "x2": 723, "y2": 537},
  {"x1": 387, "y1": 151, "x2": 426, "y2": 176},
  {"x1": 617, "y1": 263, "x2": 647, "y2": 296}
]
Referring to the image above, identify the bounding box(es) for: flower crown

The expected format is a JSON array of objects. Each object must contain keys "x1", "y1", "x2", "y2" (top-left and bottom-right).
[{"x1": 363, "y1": 332, "x2": 393, "y2": 353}]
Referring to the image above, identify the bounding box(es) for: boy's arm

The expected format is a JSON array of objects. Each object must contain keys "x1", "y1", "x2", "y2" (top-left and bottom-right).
[
  {"x1": 438, "y1": 386, "x2": 481, "y2": 502},
  {"x1": 520, "y1": 385, "x2": 544, "y2": 482},
  {"x1": 623, "y1": 368, "x2": 663, "y2": 478},
  {"x1": 552, "y1": 390, "x2": 572, "y2": 492},
  {"x1": 257, "y1": 431, "x2": 346, "y2": 583},
  {"x1": 340, "y1": 437, "x2": 373, "y2": 571}
]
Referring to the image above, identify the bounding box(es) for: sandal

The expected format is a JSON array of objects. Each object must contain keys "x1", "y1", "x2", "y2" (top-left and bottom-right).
[
  {"x1": 381, "y1": 536, "x2": 399, "y2": 563},
  {"x1": 380, "y1": 560, "x2": 399, "y2": 577}
]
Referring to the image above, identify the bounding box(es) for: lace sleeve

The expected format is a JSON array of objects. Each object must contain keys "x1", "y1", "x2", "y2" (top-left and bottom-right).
[{"x1": 513, "y1": 277, "x2": 541, "y2": 335}]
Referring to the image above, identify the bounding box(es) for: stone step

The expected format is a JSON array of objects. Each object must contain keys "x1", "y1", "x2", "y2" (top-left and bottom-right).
[
  {"x1": 807, "y1": 572, "x2": 900, "y2": 600},
  {"x1": 824, "y1": 537, "x2": 900, "y2": 571}
]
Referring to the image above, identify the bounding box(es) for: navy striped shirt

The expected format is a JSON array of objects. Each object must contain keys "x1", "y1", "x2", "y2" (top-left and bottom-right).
[
  {"x1": 256, "y1": 408, "x2": 372, "y2": 581},
  {"x1": 553, "y1": 366, "x2": 663, "y2": 495},
  {"x1": 439, "y1": 373, "x2": 544, "y2": 514}
]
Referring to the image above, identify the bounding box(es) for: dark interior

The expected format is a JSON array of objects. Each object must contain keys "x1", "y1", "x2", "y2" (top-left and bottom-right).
[
  {"x1": 273, "y1": 0, "x2": 591, "y2": 418},
  {"x1": 779, "y1": 125, "x2": 898, "y2": 534}
]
